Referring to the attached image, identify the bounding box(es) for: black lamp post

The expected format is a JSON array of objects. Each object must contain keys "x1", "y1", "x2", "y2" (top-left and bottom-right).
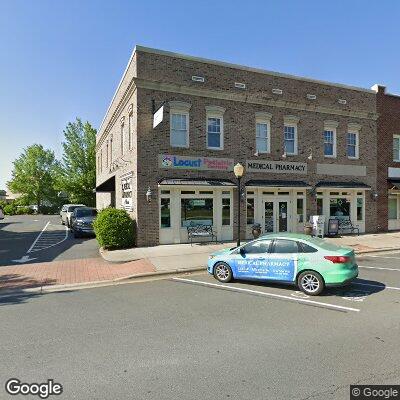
[{"x1": 234, "y1": 163, "x2": 245, "y2": 247}]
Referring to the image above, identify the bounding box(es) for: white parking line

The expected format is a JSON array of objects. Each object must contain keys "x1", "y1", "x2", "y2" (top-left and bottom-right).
[
  {"x1": 361, "y1": 255, "x2": 400, "y2": 259},
  {"x1": 359, "y1": 265, "x2": 400, "y2": 272},
  {"x1": 172, "y1": 278, "x2": 360, "y2": 313},
  {"x1": 27, "y1": 222, "x2": 68, "y2": 254},
  {"x1": 26, "y1": 221, "x2": 50, "y2": 253}
]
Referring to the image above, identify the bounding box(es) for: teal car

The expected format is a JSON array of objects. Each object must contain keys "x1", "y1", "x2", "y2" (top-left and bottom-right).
[{"x1": 207, "y1": 233, "x2": 358, "y2": 296}]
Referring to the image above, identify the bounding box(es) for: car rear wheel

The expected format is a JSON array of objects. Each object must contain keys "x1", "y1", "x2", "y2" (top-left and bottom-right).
[
  {"x1": 213, "y1": 262, "x2": 233, "y2": 283},
  {"x1": 297, "y1": 271, "x2": 324, "y2": 296}
]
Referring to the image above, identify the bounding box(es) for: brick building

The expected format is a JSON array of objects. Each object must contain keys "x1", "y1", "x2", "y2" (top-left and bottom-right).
[
  {"x1": 96, "y1": 46, "x2": 378, "y2": 246},
  {"x1": 374, "y1": 84, "x2": 400, "y2": 231}
]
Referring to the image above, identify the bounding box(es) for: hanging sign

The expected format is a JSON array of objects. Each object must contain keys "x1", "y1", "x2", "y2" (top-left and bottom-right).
[
  {"x1": 121, "y1": 173, "x2": 133, "y2": 212},
  {"x1": 153, "y1": 106, "x2": 164, "y2": 128}
]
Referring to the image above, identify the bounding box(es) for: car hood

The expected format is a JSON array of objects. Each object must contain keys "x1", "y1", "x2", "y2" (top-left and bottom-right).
[{"x1": 210, "y1": 248, "x2": 234, "y2": 257}]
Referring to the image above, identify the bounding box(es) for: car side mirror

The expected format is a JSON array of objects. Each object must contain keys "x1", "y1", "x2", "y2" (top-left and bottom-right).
[{"x1": 239, "y1": 247, "x2": 245, "y2": 256}]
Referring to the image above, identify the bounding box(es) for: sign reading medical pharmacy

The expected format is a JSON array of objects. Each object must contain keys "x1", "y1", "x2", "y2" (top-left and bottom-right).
[
  {"x1": 236, "y1": 258, "x2": 296, "y2": 281},
  {"x1": 246, "y1": 160, "x2": 307, "y2": 174},
  {"x1": 159, "y1": 154, "x2": 234, "y2": 171}
]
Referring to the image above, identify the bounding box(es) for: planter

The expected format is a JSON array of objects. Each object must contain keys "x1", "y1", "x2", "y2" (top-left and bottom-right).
[
  {"x1": 303, "y1": 225, "x2": 313, "y2": 236},
  {"x1": 251, "y1": 223, "x2": 262, "y2": 239}
]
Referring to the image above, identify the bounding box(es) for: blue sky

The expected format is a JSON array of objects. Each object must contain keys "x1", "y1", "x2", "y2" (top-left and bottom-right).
[{"x1": 1, "y1": 0, "x2": 400, "y2": 189}]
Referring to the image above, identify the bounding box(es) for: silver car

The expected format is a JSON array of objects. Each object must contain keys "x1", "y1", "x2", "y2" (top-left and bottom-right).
[{"x1": 60, "y1": 204, "x2": 85, "y2": 227}]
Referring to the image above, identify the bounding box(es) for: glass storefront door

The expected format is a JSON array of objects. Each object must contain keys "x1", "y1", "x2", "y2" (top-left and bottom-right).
[
  {"x1": 264, "y1": 201, "x2": 274, "y2": 232},
  {"x1": 263, "y1": 199, "x2": 289, "y2": 233},
  {"x1": 278, "y1": 201, "x2": 288, "y2": 232}
]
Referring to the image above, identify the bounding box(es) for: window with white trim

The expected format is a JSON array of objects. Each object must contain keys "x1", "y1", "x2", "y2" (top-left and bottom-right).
[
  {"x1": 120, "y1": 123, "x2": 124, "y2": 155},
  {"x1": 170, "y1": 113, "x2": 189, "y2": 147},
  {"x1": 206, "y1": 106, "x2": 225, "y2": 150},
  {"x1": 393, "y1": 135, "x2": 400, "y2": 162},
  {"x1": 255, "y1": 113, "x2": 271, "y2": 154},
  {"x1": 324, "y1": 130, "x2": 335, "y2": 157},
  {"x1": 128, "y1": 113, "x2": 133, "y2": 150},
  {"x1": 347, "y1": 131, "x2": 358, "y2": 159},
  {"x1": 284, "y1": 125, "x2": 297, "y2": 155}
]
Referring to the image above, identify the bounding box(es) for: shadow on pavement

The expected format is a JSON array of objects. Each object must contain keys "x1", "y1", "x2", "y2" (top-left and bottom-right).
[{"x1": 0, "y1": 274, "x2": 57, "y2": 290}]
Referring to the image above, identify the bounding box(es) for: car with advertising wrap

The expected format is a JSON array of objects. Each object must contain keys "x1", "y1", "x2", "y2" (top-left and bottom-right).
[{"x1": 207, "y1": 233, "x2": 358, "y2": 296}]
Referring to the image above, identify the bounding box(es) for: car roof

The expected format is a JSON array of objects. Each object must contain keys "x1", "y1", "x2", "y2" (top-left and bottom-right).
[{"x1": 260, "y1": 232, "x2": 316, "y2": 241}]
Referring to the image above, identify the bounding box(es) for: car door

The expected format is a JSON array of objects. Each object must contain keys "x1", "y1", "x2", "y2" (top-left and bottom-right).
[
  {"x1": 230, "y1": 239, "x2": 272, "y2": 280},
  {"x1": 267, "y1": 239, "x2": 300, "y2": 282}
]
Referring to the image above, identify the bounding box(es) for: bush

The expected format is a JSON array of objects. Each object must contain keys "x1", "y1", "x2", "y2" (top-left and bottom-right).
[
  {"x1": 16, "y1": 206, "x2": 34, "y2": 215},
  {"x1": 3, "y1": 204, "x2": 17, "y2": 215},
  {"x1": 93, "y1": 208, "x2": 136, "y2": 250}
]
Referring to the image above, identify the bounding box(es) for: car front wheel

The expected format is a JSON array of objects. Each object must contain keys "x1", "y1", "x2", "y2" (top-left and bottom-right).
[
  {"x1": 297, "y1": 271, "x2": 324, "y2": 296},
  {"x1": 213, "y1": 262, "x2": 233, "y2": 283}
]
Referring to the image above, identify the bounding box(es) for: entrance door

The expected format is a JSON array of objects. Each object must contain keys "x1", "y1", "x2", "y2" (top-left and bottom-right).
[{"x1": 263, "y1": 199, "x2": 289, "y2": 233}]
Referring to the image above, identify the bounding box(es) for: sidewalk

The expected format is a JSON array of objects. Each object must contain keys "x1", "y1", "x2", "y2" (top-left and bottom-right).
[{"x1": 1, "y1": 232, "x2": 400, "y2": 294}]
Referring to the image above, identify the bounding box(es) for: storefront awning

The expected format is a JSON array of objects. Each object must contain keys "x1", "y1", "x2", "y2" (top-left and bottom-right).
[
  {"x1": 245, "y1": 180, "x2": 311, "y2": 188},
  {"x1": 388, "y1": 179, "x2": 400, "y2": 190},
  {"x1": 95, "y1": 176, "x2": 116, "y2": 192},
  {"x1": 158, "y1": 178, "x2": 236, "y2": 187},
  {"x1": 315, "y1": 181, "x2": 371, "y2": 189}
]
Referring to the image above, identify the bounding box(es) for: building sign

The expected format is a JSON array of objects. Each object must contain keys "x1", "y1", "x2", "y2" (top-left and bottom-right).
[
  {"x1": 246, "y1": 160, "x2": 307, "y2": 174},
  {"x1": 159, "y1": 154, "x2": 234, "y2": 171},
  {"x1": 153, "y1": 106, "x2": 164, "y2": 128},
  {"x1": 121, "y1": 173, "x2": 133, "y2": 212}
]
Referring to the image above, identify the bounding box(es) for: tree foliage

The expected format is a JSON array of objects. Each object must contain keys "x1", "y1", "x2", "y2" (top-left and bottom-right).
[
  {"x1": 57, "y1": 118, "x2": 96, "y2": 207},
  {"x1": 7, "y1": 144, "x2": 58, "y2": 210}
]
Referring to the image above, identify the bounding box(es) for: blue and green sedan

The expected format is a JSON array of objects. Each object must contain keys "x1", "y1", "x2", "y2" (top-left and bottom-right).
[{"x1": 207, "y1": 233, "x2": 358, "y2": 296}]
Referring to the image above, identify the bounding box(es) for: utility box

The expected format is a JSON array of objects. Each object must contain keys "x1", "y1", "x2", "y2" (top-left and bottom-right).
[{"x1": 310, "y1": 215, "x2": 325, "y2": 238}]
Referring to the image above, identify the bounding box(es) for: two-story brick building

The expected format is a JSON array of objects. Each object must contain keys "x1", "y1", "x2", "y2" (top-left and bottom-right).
[{"x1": 96, "y1": 46, "x2": 378, "y2": 247}]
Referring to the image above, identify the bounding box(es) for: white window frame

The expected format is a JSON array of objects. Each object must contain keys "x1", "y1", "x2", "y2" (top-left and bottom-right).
[
  {"x1": 347, "y1": 123, "x2": 361, "y2": 160},
  {"x1": 255, "y1": 112, "x2": 272, "y2": 154},
  {"x1": 323, "y1": 121, "x2": 338, "y2": 158},
  {"x1": 169, "y1": 101, "x2": 191, "y2": 148},
  {"x1": 206, "y1": 105, "x2": 225, "y2": 150},
  {"x1": 283, "y1": 115, "x2": 299, "y2": 155},
  {"x1": 120, "y1": 121, "x2": 125, "y2": 155},
  {"x1": 393, "y1": 135, "x2": 400, "y2": 162}
]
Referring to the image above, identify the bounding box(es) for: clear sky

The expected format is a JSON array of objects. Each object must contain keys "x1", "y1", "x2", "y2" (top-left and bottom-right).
[{"x1": 1, "y1": 0, "x2": 400, "y2": 189}]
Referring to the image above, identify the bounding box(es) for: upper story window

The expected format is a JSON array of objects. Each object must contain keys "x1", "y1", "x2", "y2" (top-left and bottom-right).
[
  {"x1": 283, "y1": 115, "x2": 299, "y2": 155},
  {"x1": 347, "y1": 123, "x2": 361, "y2": 159},
  {"x1": 255, "y1": 112, "x2": 272, "y2": 154},
  {"x1": 169, "y1": 101, "x2": 191, "y2": 148},
  {"x1": 120, "y1": 119, "x2": 125, "y2": 155},
  {"x1": 394, "y1": 135, "x2": 400, "y2": 162},
  {"x1": 128, "y1": 105, "x2": 133, "y2": 150},
  {"x1": 206, "y1": 105, "x2": 225, "y2": 150},
  {"x1": 323, "y1": 120, "x2": 338, "y2": 158}
]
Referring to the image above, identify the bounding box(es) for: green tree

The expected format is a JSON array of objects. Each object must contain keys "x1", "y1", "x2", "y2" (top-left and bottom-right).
[
  {"x1": 57, "y1": 118, "x2": 97, "y2": 207},
  {"x1": 7, "y1": 144, "x2": 58, "y2": 210}
]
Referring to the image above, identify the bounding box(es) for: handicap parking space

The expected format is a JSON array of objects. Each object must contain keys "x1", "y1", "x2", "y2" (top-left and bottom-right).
[{"x1": 173, "y1": 268, "x2": 400, "y2": 315}]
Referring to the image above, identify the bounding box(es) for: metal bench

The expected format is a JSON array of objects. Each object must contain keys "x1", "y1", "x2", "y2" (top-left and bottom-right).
[
  {"x1": 187, "y1": 224, "x2": 217, "y2": 245},
  {"x1": 338, "y1": 217, "x2": 359, "y2": 235}
]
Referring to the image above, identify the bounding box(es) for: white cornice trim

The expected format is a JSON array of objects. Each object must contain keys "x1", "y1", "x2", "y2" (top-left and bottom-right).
[
  {"x1": 205, "y1": 105, "x2": 226, "y2": 115},
  {"x1": 284, "y1": 115, "x2": 300, "y2": 125},
  {"x1": 168, "y1": 101, "x2": 191, "y2": 112},
  {"x1": 255, "y1": 111, "x2": 272, "y2": 120},
  {"x1": 324, "y1": 120, "x2": 339, "y2": 129},
  {"x1": 348, "y1": 122, "x2": 362, "y2": 131}
]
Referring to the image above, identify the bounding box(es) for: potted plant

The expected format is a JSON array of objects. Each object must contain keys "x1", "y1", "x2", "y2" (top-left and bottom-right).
[
  {"x1": 304, "y1": 222, "x2": 313, "y2": 236},
  {"x1": 251, "y1": 223, "x2": 262, "y2": 239}
]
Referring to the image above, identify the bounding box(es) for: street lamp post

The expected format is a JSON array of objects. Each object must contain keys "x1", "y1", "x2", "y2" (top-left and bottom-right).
[{"x1": 233, "y1": 163, "x2": 245, "y2": 247}]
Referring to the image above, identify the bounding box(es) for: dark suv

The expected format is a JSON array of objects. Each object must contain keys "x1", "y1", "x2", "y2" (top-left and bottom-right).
[{"x1": 70, "y1": 207, "x2": 97, "y2": 238}]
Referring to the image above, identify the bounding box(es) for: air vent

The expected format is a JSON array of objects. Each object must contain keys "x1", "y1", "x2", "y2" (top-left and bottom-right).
[
  {"x1": 307, "y1": 94, "x2": 317, "y2": 100},
  {"x1": 338, "y1": 99, "x2": 347, "y2": 105},
  {"x1": 192, "y1": 75, "x2": 205, "y2": 82},
  {"x1": 272, "y1": 88, "x2": 283, "y2": 95},
  {"x1": 234, "y1": 82, "x2": 246, "y2": 89}
]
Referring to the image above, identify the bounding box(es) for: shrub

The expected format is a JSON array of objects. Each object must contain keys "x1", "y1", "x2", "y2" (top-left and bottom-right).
[
  {"x1": 93, "y1": 208, "x2": 136, "y2": 250},
  {"x1": 3, "y1": 204, "x2": 16, "y2": 215},
  {"x1": 16, "y1": 206, "x2": 33, "y2": 215}
]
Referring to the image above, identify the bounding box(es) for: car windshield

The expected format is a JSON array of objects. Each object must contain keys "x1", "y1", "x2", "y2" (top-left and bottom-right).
[
  {"x1": 75, "y1": 209, "x2": 97, "y2": 218},
  {"x1": 68, "y1": 205, "x2": 83, "y2": 212}
]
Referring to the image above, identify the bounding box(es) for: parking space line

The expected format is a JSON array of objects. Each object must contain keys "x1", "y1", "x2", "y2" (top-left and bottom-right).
[
  {"x1": 359, "y1": 265, "x2": 400, "y2": 272},
  {"x1": 172, "y1": 278, "x2": 360, "y2": 313},
  {"x1": 27, "y1": 222, "x2": 68, "y2": 254},
  {"x1": 27, "y1": 221, "x2": 50, "y2": 253},
  {"x1": 360, "y1": 255, "x2": 400, "y2": 259},
  {"x1": 353, "y1": 282, "x2": 400, "y2": 291}
]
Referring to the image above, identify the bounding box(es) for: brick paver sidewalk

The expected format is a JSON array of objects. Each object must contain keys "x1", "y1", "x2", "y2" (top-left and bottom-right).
[{"x1": 0, "y1": 258, "x2": 156, "y2": 291}]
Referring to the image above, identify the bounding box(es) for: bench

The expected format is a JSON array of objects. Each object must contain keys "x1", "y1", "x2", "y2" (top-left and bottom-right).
[
  {"x1": 187, "y1": 224, "x2": 217, "y2": 245},
  {"x1": 338, "y1": 217, "x2": 359, "y2": 235}
]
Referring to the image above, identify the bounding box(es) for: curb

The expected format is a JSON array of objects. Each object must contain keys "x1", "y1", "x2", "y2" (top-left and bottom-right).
[{"x1": 0, "y1": 266, "x2": 207, "y2": 297}]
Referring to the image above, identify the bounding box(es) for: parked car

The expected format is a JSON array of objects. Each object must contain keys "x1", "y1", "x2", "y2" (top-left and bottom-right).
[
  {"x1": 207, "y1": 233, "x2": 358, "y2": 296},
  {"x1": 70, "y1": 207, "x2": 97, "y2": 238},
  {"x1": 60, "y1": 204, "x2": 85, "y2": 227},
  {"x1": 0, "y1": 206, "x2": 4, "y2": 220}
]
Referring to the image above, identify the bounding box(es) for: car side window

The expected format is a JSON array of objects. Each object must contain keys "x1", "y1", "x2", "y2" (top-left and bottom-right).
[
  {"x1": 271, "y1": 239, "x2": 299, "y2": 254},
  {"x1": 241, "y1": 239, "x2": 272, "y2": 254},
  {"x1": 299, "y1": 242, "x2": 318, "y2": 253}
]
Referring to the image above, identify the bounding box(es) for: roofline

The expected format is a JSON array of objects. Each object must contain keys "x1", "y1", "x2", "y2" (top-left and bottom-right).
[{"x1": 135, "y1": 45, "x2": 376, "y2": 95}]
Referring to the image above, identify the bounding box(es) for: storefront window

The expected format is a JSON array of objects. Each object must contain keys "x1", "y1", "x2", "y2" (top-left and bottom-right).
[
  {"x1": 330, "y1": 198, "x2": 350, "y2": 219},
  {"x1": 297, "y1": 199, "x2": 304, "y2": 223},
  {"x1": 317, "y1": 198, "x2": 323, "y2": 215},
  {"x1": 222, "y1": 198, "x2": 230, "y2": 226},
  {"x1": 181, "y1": 199, "x2": 213, "y2": 227},
  {"x1": 160, "y1": 198, "x2": 171, "y2": 228},
  {"x1": 246, "y1": 198, "x2": 255, "y2": 225},
  {"x1": 389, "y1": 198, "x2": 398, "y2": 220},
  {"x1": 357, "y1": 198, "x2": 364, "y2": 221}
]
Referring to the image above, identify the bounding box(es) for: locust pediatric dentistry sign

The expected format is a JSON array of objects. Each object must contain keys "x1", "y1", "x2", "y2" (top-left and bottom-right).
[
  {"x1": 246, "y1": 160, "x2": 307, "y2": 174},
  {"x1": 159, "y1": 154, "x2": 234, "y2": 171}
]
